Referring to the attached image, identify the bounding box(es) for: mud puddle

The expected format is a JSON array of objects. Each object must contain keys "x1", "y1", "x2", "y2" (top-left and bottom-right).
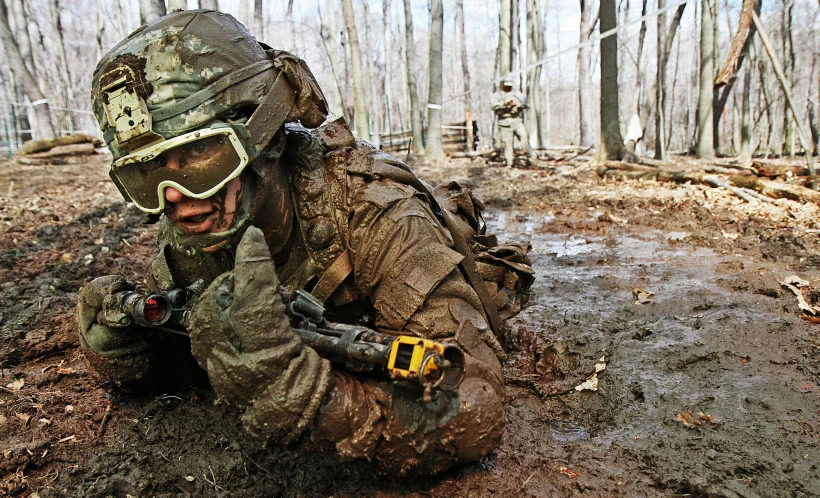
[{"x1": 487, "y1": 208, "x2": 820, "y2": 497}]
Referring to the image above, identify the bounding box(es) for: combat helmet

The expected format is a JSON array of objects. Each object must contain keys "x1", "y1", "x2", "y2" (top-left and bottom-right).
[{"x1": 90, "y1": 10, "x2": 328, "y2": 222}]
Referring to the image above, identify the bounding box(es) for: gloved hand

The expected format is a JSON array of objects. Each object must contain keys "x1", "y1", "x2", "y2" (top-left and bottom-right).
[
  {"x1": 189, "y1": 226, "x2": 331, "y2": 441},
  {"x1": 77, "y1": 275, "x2": 151, "y2": 356},
  {"x1": 77, "y1": 275, "x2": 155, "y2": 387}
]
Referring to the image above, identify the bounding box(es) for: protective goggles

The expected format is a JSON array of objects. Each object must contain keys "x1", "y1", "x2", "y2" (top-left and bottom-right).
[{"x1": 110, "y1": 124, "x2": 258, "y2": 214}]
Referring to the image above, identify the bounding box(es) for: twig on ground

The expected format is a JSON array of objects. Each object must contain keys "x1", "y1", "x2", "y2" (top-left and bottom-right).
[{"x1": 97, "y1": 403, "x2": 112, "y2": 437}]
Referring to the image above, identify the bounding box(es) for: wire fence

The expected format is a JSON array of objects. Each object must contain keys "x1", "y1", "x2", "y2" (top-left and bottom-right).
[{"x1": 0, "y1": 100, "x2": 101, "y2": 158}]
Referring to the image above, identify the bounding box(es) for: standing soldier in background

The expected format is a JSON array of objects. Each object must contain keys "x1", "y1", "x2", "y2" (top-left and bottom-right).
[{"x1": 491, "y1": 79, "x2": 535, "y2": 167}]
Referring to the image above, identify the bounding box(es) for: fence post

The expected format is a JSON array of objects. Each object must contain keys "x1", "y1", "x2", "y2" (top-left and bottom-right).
[{"x1": 3, "y1": 117, "x2": 11, "y2": 158}]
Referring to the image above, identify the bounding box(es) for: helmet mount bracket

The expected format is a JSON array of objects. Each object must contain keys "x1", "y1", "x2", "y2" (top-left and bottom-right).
[{"x1": 101, "y1": 67, "x2": 163, "y2": 152}]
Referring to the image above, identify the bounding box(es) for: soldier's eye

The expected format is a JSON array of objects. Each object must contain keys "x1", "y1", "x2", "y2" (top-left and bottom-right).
[{"x1": 138, "y1": 157, "x2": 164, "y2": 171}]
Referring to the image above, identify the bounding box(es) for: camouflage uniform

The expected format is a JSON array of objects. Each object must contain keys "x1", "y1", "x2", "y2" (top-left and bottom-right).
[
  {"x1": 491, "y1": 88, "x2": 534, "y2": 167},
  {"x1": 79, "y1": 10, "x2": 531, "y2": 476}
]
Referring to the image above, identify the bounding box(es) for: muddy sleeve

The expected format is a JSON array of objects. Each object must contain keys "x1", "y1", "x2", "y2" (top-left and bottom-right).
[{"x1": 306, "y1": 186, "x2": 506, "y2": 476}]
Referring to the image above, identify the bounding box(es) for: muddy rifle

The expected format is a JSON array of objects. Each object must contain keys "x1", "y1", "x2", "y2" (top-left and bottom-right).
[{"x1": 100, "y1": 285, "x2": 465, "y2": 399}]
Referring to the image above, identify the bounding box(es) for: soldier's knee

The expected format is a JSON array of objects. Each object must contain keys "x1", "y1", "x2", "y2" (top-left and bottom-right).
[{"x1": 452, "y1": 377, "x2": 506, "y2": 462}]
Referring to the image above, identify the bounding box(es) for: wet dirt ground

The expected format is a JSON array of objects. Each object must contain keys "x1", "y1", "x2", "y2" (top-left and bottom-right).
[{"x1": 1, "y1": 153, "x2": 819, "y2": 497}]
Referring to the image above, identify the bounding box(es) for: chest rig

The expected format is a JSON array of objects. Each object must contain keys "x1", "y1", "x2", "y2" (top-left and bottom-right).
[{"x1": 282, "y1": 119, "x2": 366, "y2": 308}]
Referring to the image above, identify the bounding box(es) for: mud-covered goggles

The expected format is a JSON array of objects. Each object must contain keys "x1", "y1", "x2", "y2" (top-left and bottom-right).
[{"x1": 110, "y1": 123, "x2": 258, "y2": 214}]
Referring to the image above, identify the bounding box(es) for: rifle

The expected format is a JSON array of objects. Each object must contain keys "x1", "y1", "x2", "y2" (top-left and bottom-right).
[{"x1": 99, "y1": 284, "x2": 465, "y2": 400}]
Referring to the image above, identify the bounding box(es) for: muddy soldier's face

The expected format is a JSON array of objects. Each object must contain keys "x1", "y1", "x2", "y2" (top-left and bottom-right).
[{"x1": 160, "y1": 145, "x2": 243, "y2": 240}]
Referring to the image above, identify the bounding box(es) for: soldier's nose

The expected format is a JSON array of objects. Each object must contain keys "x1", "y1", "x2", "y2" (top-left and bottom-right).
[{"x1": 165, "y1": 186, "x2": 185, "y2": 204}]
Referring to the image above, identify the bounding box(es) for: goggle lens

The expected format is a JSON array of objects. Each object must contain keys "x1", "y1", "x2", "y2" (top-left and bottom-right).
[{"x1": 112, "y1": 128, "x2": 249, "y2": 213}]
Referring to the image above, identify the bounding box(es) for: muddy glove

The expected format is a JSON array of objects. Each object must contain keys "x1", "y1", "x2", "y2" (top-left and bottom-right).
[
  {"x1": 77, "y1": 275, "x2": 155, "y2": 386},
  {"x1": 189, "y1": 226, "x2": 332, "y2": 443}
]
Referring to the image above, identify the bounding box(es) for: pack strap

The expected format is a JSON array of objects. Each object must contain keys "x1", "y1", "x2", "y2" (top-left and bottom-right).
[{"x1": 310, "y1": 249, "x2": 353, "y2": 302}]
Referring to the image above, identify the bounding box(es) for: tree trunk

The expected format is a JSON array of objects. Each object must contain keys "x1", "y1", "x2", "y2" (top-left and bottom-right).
[
  {"x1": 655, "y1": 0, "x2": 667, "y2": 159},
  {"x1": 456, "y1": 0, "x2": 474, "y2": 151},
  {"x1": 781, "y1": 0, "x2": 795, "y2": 157},
  {"x1": 0, "y1": 0, "x2": 55, "y2": 140},
  {"x1": 525, "y1": 0, "x2": 541, "y2": 149},
  {"x1": 578, "y1": 0, "x2": 593, "y2": 146},
  {"x1": 740, "y1": 45, "x2": 754, "y2": 159},
  {"x1": 341, "y1": 0, "x2": 370, "y2": 142},
  {"x1": 511, "y1": 0, "x2": 519, "y2": 85},
  {"x1": 283, "y1": 0, "x2": 294, "y2": 51},
  {"x1": 253, "y1": 0, "x2": 263, "y2": 39},
  {"x1": 51, "y1": 0, "x2": 76, "y2": 133},
  {"x1": 320, "y1": 0, "x2": 346, "y2": 119},
  {"x1": 403, "y1": 0, "x2": 424, "y2": 154},
  {"x1": 95, "y1": 0, "x2": 105, "y2": 61},
  {"x1": 599, "y1": 0, "x2": 625, "y2": 160},
  {"x1": 634, "y1": 0, "x2": 648, "y2": 116},
  {"x1": 139, "y1": 0, "x2": 165, "y2": 24},
  {"x1": 383, "y1": 0, "x2": 394, "y2": 140},
  {"x1": 363, "y1": 1, "x2": 380, "y2": 147},
  {"x1": 697, "y1": 0, "x2": 716, "y2": 158},
  {"x1": 425, "y1": 0, "x2": 445, "y2": 161},
  {"x1": 499, "y1": 0, "x2": 512, "y2": 76},
  {"x1": 200, "y1": 0, "x2": 220, "y2": 10}
]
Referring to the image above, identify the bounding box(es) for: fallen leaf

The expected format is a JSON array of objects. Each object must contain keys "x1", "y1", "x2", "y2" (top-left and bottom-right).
[
  {"x1": 6, "y1": 378, "x2": 24, "y2": 391},
  {"x1": 559, "y1": 466, "x2": 581, "y2": 478},
  {"x1": 0, "y1": 414, "x2": 6, "y2": 425},
  {"x1": 595, "y1": 356, "x2": 607, "y2": 373},
  {"x1": 37, "y1": 418, "x2": 51, "y2": 427},
  {"x1": 632, "y1": 287, "x2": 655, "y2": 305},
  {"x1": 721, "y1": 230, "x2": 739, "y2": 240},
  {"x1": 185, "y1": 476, "x2": 196, "y2": 482},
  {"x1": 574, "y1": 373, "x2": 599, "y2": 392},
  {"x1": 674, "y1": 410, "x2": 720, "y2": 429},
  {"x1": 781, "y1": 276, "x2": 818, "y2": 315},
  {"x1": 16, "y1": 413, "x2": 31, "y2": 424},
  {"x1": 60, "y1": 253, "x2": 73, "y2": 263},
  {"x1": 64, "y1": 405, "x2": 74, "y2": 414}
]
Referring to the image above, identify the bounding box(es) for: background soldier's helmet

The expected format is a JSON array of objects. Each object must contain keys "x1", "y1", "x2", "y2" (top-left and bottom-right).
[{"x1": 90, "y1": 9, "x2": 328, "y2": 210}]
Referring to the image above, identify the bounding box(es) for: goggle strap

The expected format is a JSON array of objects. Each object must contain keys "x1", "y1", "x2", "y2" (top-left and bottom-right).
[{"x1": 246, "y1": 70, "x2": 297, "y2": 153}]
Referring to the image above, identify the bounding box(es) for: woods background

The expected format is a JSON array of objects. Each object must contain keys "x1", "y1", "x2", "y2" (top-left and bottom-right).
[{"x1": 1, "y1": 0, "x2": 818, "y2": 163}]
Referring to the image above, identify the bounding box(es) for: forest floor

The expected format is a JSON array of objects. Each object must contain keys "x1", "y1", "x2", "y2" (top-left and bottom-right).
[{"x1": 1, "y1": 150, "x2": 819, "y2": 497}]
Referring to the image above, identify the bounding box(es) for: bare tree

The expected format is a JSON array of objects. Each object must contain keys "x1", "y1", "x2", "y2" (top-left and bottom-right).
[
  {"x1": 0, "y1": 0, "x2": 55, "y2": 139},
  {"x1": 253, "y1": 0, "x2": 263, "y2": 38},
  {"x1": 456, "y1": 0, "x2": 474, "y2": 151},
  {"x1": 139, "y1": 0, "x2": 165, "y2": 25},
  {"x1": 50, "y1": 0, "x2": 77, "y2": 131},
  {"x1": 499, "y1": 0, "x2": 512, "y2": 76},
  {"x1": 362, "y1": 1, "x2": 380, "y2": 147},
  {"x1": 599, "y1": 0, "x2": 625, "y2": 159},
  {"x1": 425, "y1": 0, "x2": 445, "y2": 161},
  {"x1": 383, "y1": 0, "x2": 394, "y2": 139},
  {"x1": 341, "y1": 0, "x2": 370, "y2": 141},
  {"x1": 578, "y1": 0, "x2": 594, "y2": 146},
  {"x1": 526, "y1": 0, "x2": 544, "y2": 149},
  {"x1": 740, "y1": 45, "x2": 754, "y2": 158},
  {"x1": 654, "y1": 0, "x2": 686, "y2": 159},
  {"x1": 697, "y1": 0, "x2": 716, "y2": 159},
  {"x1": 781, "y1": 0, "x2": 795, "y2": 156},
  {"x1": 200, "y1": 0, "x2": 220, "y2": 10},
  {"x1": 319, "y1": 0, "x2": 346, "y2": 118},
  {"x1": 402, "y1": 0, "x2": 424, "y2": 154}
]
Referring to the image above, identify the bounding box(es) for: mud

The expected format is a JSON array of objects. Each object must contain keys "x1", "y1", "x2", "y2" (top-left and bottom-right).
[{"x1": 1, "y1": 154, "x2": 819, "y2": 497}]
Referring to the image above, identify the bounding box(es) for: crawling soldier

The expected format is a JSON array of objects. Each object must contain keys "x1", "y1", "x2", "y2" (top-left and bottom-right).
[{"x1": 78, "y1": 10, "x2": 532, "y2": 476}]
